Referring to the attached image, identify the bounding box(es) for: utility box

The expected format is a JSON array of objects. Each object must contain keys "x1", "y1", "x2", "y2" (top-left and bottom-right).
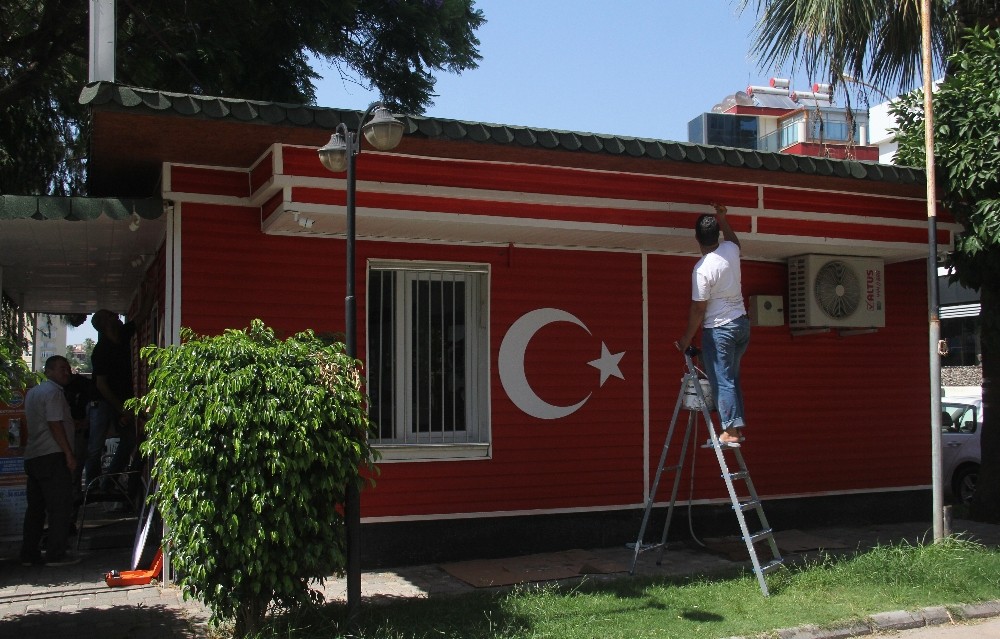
[{"x1": 749, "y1": 295, "x2": 784, "y2": 327}]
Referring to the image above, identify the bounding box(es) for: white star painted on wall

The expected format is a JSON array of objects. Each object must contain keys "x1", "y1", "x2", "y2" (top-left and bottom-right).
[{"x1": 588, "y1": 342, "x2": 625, "y2": 386}]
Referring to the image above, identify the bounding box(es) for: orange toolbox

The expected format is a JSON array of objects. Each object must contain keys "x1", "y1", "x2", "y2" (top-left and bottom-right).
[{"x1": 105, "y1": 548, "x2": 163, "y2": 587}]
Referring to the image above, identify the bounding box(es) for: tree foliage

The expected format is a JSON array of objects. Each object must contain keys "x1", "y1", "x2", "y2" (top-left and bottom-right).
[
  {"x1": 742, "y1": 0, "x2": 943, "y2": 94},
  {"x1": 893, "y1": 26, "x2": 1000, "y2": 521},
  {"x1": 1, "y1": 0, "x2": 485, "y2": 195},
  {"x1": 65, "y1": 337, "x2": 95, "y2": 374},
  {"x1": 0, "y1": 336, "x2": 37, "y2": 401},
  {"x1": 740, "y1": 0, "x2": 1000, "y2": 97},
  {"x1": 136, "y1": 320, "x2": 379, "y2": 637}
]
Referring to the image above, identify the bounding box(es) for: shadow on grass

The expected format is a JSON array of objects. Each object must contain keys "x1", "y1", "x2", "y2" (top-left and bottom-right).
[
  {"x1": 261, "y1": 591, "x2": 534, "y2": 639},
  {"x1": 297, "y1": 571, "x2": 761, "y2": 638}
]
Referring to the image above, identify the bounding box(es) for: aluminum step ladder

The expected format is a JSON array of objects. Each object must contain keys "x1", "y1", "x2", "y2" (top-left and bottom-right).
[{"x1": 629, "y1": 347, "x2": 783, "y2": 596}]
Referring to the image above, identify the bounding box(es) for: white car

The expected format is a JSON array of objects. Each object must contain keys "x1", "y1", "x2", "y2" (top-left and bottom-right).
[{"x1": 941, "y1": 396, "x2": 982, "y2": 504}]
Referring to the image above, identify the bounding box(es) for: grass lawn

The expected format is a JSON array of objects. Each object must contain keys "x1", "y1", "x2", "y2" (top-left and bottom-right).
[{"x1": 240, "y1": 537, "x2": 1000, "y2": 639}]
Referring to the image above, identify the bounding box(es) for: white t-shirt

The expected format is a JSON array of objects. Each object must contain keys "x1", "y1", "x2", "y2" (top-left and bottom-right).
[
  {"x1": 23, "y1": 379, "x2": 74, "y2": 460},
  {"x1": 691, "y1": 240, "x2": 746, "y2": 328}
]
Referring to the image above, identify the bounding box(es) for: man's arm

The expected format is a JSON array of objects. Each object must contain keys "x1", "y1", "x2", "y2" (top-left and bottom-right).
[
  {"x1": 676, "y1": 299, "x2": 708, "y2": 352},
  {"x1": 129, "y1": 287, "x2": 155, "y2": 325},
  {"x1": 712, "y1": 203, "x2": 740, "y2": 248},
  {"x1": 47, "y1": 419, "x2": 77, "y2": 473}
]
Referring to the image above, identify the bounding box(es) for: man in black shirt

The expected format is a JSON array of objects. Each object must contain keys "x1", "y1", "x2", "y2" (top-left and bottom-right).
[
  {"x1": 85, "y1": 302, "x2": 147, "y2": 488},
  {"x1": 63, "y1": 371, "x2": 93, "y2": 489}
]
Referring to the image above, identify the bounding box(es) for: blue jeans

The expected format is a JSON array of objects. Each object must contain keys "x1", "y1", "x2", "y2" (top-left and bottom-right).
[
  {"x1": 85, "y1": 400, "x2": 111, "y2": 484},
  {"x1": 701, "y1": 315, "x2": 750, "y2": 431},
  {"x1": 85, "y1": 400, "x2": 136, "y2": 483}
]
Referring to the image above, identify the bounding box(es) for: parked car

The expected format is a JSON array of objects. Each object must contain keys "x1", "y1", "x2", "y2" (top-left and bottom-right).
[{"x1": 941, "y1": 396, "x2": 982, "y2": 504}]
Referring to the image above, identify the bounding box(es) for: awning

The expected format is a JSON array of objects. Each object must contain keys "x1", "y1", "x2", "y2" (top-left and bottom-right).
[{"x1": 0, "y1": 195, "x2": 166, "y2": 314}]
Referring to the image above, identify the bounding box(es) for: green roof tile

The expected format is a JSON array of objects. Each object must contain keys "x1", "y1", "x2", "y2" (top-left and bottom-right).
[{"x1": 78, "y1": 82, "x2": 924, "y2": 186}]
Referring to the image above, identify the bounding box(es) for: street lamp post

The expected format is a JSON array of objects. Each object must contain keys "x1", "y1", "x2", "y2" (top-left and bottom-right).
[{"x1": 317, "y1": 103, "x2": 404, "y2": 619}]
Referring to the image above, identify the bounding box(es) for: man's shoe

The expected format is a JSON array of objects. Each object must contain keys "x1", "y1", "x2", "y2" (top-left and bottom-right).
[
  {"x1": 19, "y1": 554, "x2": 44, "y2": 567},
  {"x1": 45, "y1": 553, "x2": 81, "y2": 567}
]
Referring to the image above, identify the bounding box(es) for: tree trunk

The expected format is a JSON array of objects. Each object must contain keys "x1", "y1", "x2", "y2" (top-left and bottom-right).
[
  {"x1": 233, "y1": 597, "x2": 268, "y2": 639},
  {"x1": 970, "y1": 277, "x2": 1000, "y2": 522}
]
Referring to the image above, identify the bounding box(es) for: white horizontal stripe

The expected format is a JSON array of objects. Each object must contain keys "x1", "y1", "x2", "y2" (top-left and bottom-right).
[{"x1": 941, "y1": 303, "x2": 981, "y2": 318}]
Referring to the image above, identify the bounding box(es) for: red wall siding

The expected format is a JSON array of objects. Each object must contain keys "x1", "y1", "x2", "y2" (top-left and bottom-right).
[
  {"x1": 181, "y1": 204, "x2": 931, "y2": 519},
  {"x1": 170, "y1": 165, "x2": 249, "y2": 198},
  {"x1": 180, "y1": 203, "x2": 345, "y2": 337},
  {"x1": 647, "y1": 256, "x2": 930, "y2": 501},
  {"x1": 181, "y1": 205, "x2": 647, "y2": 517},
  {"x1": 360, "y1": 245, "x2": 646, "y2": 516},
  {"x1": 757, "y1": 216, "x2": 950, "y2": 246},
  {"x1": 282, "y1": 145, "x2": 761, "y2": 208},
  {"x1": 291, "y1": 185, "x2": 752, "y2": 233},
  {"x1": 764, "y1": 188, "x2": 925, "y2": 218}
]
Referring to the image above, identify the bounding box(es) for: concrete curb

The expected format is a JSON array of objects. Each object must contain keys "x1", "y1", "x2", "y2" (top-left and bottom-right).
[{"x1": 743, "y1": 600, "x2": 1000, "y2": 639}]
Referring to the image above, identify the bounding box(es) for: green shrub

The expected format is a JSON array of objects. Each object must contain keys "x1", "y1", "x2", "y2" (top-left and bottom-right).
[{"x1": 136, "y1": 320, "x2": 378, "y2": 637}]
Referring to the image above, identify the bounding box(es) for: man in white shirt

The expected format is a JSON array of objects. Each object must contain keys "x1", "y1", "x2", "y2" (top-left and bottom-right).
[
  {"x1": 676, "y1": 204, "x2": 750, "y2": 447},
  {"x1": 20, "y1": 355, "x2": 79, "y2": 566}
]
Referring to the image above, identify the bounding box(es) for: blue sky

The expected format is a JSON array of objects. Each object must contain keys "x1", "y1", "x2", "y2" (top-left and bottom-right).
[{"x1": 313, "y1": 1, "x2": 782, "y2": 142}]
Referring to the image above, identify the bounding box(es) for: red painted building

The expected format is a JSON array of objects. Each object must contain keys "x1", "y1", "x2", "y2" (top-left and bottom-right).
[{"x1": 0, "y1": 82, "x2": 953, "y2": 563}]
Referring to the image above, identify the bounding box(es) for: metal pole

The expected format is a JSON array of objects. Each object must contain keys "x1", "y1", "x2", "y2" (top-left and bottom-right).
[
  {"x1": 344, "y1": 128, "x2": 362, "y2": 619},
  {"x1": 921, "y1": 0, "x2": 944, "y2": 541}
]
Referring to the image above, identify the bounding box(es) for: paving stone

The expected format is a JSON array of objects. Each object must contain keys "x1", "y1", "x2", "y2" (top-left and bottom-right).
[
  {"x1": 959, "y1": 600, "x2": 1000, "y2": 620},
  {"x1": 869, "y1": 609, "x2": 926, "y2": 631},
  {"x1": 920, "y1": 605, "x2": 953, "y2": 626}
]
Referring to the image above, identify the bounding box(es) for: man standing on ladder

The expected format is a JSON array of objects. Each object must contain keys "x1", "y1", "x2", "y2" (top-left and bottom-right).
[{"x1": 676, "y1": 203, "x2": 749, "y2": 448}]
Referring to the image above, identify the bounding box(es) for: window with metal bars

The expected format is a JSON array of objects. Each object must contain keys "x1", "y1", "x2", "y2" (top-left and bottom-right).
[{"x1": 367, "y1": 261, "x2": 489, "y2": 456}]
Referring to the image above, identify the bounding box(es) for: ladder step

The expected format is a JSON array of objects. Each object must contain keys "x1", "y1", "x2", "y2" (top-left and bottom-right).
[
  {"x1": 737, "y1": 499, "x2": 760, "y2": 512},
  {"x1": 760, "y1": 558, "x2": 784, "y2": 574},
  {"x1": 747, "y1": 528, "x2": 774, "y2": 545},
  {"x1": 626, "y1": 542, "x2": 664, "y2": 553},
  {"x1": 727, "y1": 470, "x2": 749, "y2": 481}
]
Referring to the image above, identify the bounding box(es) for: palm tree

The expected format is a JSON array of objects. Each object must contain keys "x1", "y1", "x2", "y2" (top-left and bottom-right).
[
  {"x1": 741, "y1": 1, "x2": 998, "y2": 96},
  {"x1": 740, "y1": 0, "x2": 1000, "y2": 523}
]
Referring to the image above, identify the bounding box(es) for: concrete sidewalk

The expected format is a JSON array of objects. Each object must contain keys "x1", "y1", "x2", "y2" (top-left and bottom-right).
[{"x1": 1, "y1": 518, "x2": 999, "y2": 639}]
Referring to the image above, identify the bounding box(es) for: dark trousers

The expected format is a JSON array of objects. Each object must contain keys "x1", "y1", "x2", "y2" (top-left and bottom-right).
[{"x1": 21, "y1": 452, "x2": 74, "y2": 560}]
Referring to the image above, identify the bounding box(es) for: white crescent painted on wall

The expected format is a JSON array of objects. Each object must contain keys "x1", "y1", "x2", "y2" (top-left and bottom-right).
[{"x1": 499, "y1": 307, "x2": 625, "y2": 420}]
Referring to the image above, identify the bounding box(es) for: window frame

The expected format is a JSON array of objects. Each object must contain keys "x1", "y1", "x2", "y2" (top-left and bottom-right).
[{"x1": 366, "y1": 259, "x2": 492, "y2": 462}]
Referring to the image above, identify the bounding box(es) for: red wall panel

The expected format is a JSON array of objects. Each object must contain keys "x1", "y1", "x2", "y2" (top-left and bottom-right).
[
  {"x1": 181, "y1": 204, "x2": 931, "y2": 520},
  {"x1": 757, "y1": 216, "x2": 951, "y2": 246},
  {"x1": 282, "y1": 145, "x2": 760, "y2": 208},
  {"x1": 647, "y1": 256, "x2": 930, "y2": 501},
  {"x1": 181, "y1": 207, "x2": 646, "y2": 517},
  {"x1": 170, "y1": 165, "x2": 249, "y2": 198},
  {"x1": 764, "y1": 187, "x2": 925, "y2": 219},
  {"x1": 361, "y1": 245, "x2": 647, "y2": 517},
  {"x1": 290, "y1": 186, "x2": 750, "y2": 232}
]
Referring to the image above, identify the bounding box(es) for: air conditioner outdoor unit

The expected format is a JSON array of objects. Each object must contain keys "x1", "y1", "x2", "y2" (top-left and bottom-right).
[{"x1": 788, "y1": 255, "x2": 885, "y2": 329}]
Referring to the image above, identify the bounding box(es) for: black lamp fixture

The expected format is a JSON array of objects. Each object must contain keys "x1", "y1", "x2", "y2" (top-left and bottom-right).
[{"x1": 317, "y1": 103, "x2": 403, "y2": 621}]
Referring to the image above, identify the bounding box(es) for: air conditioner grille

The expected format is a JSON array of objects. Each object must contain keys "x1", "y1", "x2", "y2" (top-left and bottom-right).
[
  {"x1": 814, "y1": 260, "x2": 861, "y2": 319},
  {"x1": 787, "y1": 254, "x2": 885, "y2": 329}
]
